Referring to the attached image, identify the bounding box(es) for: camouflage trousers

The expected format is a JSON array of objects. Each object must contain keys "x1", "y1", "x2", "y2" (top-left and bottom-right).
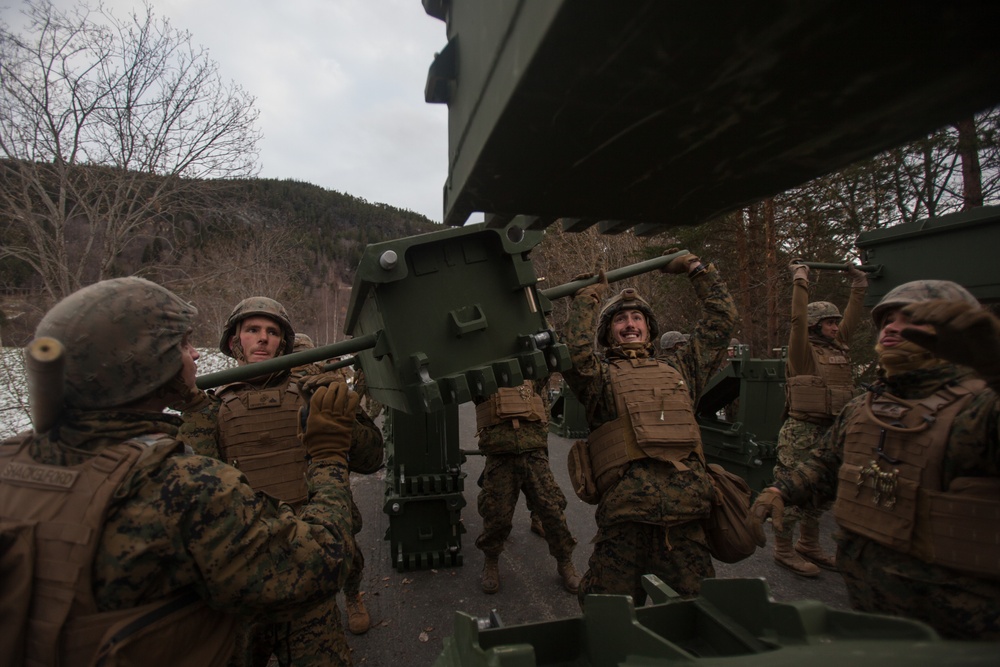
[
  {"x1": 475, "y1": 449, "x2": 577, "y2": 562},
  {"x1": 344, "y1": 498, "x2": 364, "y2": 596},
  {"x1": 231, "y1": 597, "x2": 351, "y2": 667},
  {"x1": 579, "y1": 520, "x2": 714, "y2": 608},
  {"x1": 773, "y1": 417, "x2": 831, "y2": 540},
  {"x1": 837, "y1": 530, "x2": 1000, "y2": 640}
]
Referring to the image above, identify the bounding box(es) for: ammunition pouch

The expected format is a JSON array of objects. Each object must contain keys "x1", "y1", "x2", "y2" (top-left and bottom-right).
[
  {"x1": 567, "y1": 439, "x2": 600, "y2": 505},
  {"x1": 704, "y1": 463, "x2": 757, "y2": 563},
  {"x1": 474, "y1": 382, "x2": 547, "y2": 430},
  {"x1": 786, "y1": 344, "x2": 855, "y2": 422}
]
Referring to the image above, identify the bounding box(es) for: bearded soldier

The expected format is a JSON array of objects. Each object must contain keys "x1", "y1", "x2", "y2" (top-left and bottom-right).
[
  {"x1": 772, "y1": 261, "x2": 868, "y2": 576},
  {"x1": 178, "y1": 297, "x2": 383, "y2": 666},
  {"x1": 750, "y1": 280, "x2": 1000, "y2": 640},
  {"x1": 562, "y1": 250, "x2": 737, "y2": 606},
  {"x1": 0, "y1": 278, "x2": 358, "y2": 666}
]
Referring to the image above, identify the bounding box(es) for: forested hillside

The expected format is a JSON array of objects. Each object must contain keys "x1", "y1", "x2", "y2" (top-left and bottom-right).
[{"x1": 0, "y1": 172, "x2": 438, "y2": 347}]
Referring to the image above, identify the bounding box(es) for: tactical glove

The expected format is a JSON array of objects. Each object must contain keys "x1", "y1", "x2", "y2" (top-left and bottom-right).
[
  {"x1": 788, "y1": 259, "x2": 809, "y2": 282},
  {"x1": 663, "y1": 248, "x2": 702, "y2": 275},
  {"x1": 900, "y1": 300, "x2": 1000, "y2": 384},
  {"x1": 300, "y1": 382, "x2": 359, "y2": 464},
  {"x1": 298, "y1": 370, "x2": 348, "y2": 395},
  {"x1": 574, "y1": 269, "x2": 609, "y2": 301},
  {"x1": 749, "y1": 487, "x2": 785, "y2": 545},
  {"x1": 846, "y1": 263, "x2": 868, "y2": 287}
]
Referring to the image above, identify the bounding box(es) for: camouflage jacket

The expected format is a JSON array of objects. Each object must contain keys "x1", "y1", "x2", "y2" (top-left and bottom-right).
[
  {"x1": 562, "y1": 265, "x2": 738, "y2": 528},
  {"x1": 177, "y1": 371, "x2": 383, "y2": 475},
  {"x1": 776, "y1": 363, "x2": 1000, "y2": 509},
  {"x1": 7, "y1": 409, "x2": 353, "y2": 622}
]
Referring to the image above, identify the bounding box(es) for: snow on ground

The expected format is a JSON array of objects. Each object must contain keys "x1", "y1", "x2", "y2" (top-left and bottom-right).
[{"x1": 0, "y1": 348, "x2": 236, "y2": 439}]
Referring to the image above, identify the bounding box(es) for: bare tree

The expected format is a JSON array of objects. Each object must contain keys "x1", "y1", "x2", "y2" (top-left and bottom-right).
[{"x1": 0, "y1": 0, "x2": 261, "y2": 300}]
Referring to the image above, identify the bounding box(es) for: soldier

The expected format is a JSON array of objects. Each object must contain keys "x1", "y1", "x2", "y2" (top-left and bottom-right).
[
  {"x1": 750, "y1": 280, "x2": 1000, "y2": 640},
  {"x1": 474, "y1": 378, "x2": 581, "y2": 595},
  {"x1": 562, "y1": 250, "x2": 737, "y2": 606},
  {"x1": 658, "y1": 330, "x2": 690, "y2": 356},
  {"x1": 178, "y1": 297, "x2": 384, "y2": 666},
  {"x1": 773, "y1": 261, "x2": 868, "y2": 576},
  {"x1": 0, "y1": 278, "x2": 358, "y2": 665}
]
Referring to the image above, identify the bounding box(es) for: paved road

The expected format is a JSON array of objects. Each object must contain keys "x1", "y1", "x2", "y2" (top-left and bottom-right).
[{"x1": 342, "y1": 402, "x2": 849, "y2": 666}]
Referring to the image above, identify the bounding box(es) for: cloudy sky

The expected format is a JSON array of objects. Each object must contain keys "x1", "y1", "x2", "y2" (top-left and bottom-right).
[{"x1": 11, "y1": 0, "x2": 452, "y2": 222}]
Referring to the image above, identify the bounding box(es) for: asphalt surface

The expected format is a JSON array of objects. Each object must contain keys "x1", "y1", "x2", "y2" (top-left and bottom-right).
[{"x1": 341, "y1": 402, "x2": 850, "y2": 666}]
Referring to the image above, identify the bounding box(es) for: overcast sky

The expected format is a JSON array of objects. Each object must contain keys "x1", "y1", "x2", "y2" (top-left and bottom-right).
[{"x1": 13, "y1": 0, "x2": 452, "y2": 222}]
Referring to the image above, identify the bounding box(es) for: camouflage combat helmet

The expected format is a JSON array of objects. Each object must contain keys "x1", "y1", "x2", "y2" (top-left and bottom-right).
[
  {"x1": 871, "y1": 280, "x2": 979, "y2": 328},
  {"x1": 806, "y1": 301, "x2": 842, "y2": 327},
  {"x1": 597, "y1": 288, "x2": 659, "y2": 348},
  {"x1": 293, "y1": 333, "x2": 315, "y2": 352},
  {"x1": 35, "y1": 277, "x2": 197, "y2": 409},
  {"x1": 659, "y1": 331, "x2": 689, "y2": 351},
  {"x1": 219, "y1": 297, "x2": 295, "y2": 358}
]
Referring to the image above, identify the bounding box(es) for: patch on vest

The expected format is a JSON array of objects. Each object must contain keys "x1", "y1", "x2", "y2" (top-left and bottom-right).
[
  {"x1": 247, "y1": 389, "x2": 282, "y2": 408},
  {"x1": 1, "y1": 461, "x2": 79, "y2": 489}
]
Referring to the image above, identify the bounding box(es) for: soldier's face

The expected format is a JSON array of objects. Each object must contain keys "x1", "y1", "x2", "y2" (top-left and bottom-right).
[
  {"x1": 235, "y1": 316, "x2": 283, "y2": 364},
  {"x1": 612, "y1": 309, "x2": 649, "y2": 344},
  {"x1": 180, "y1": 334, "x2": 199, "y2": 388},
  {"x1": 878, "y1": 309, "x2": 933, "y2": 348},
  {"x1": 819, "y1": 318, "x2": 840, "y2": 339}
]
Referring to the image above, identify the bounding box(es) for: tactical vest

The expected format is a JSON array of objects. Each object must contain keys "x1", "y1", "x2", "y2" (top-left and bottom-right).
[
  {"x1": 0, "y1": 435, "x2": 235, "y2": 667},
  {"x1": 786, "y1": 342, "x2": 856, "y2": 423},
  {"x1": 474, "y1": 381, "x2": 548, "y2": 454},
  {"x1": 217, "y1": 380, "x2": 308, "y2": 506},
  {"x1": 833, "y1": 378, "x2": 1000, "y2": 579},
  {"x1": 587, "y1": 358, "x2": 703, "y2": 493}
]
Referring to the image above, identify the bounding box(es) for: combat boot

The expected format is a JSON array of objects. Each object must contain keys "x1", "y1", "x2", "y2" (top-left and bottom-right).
[
  {"x1": 530, "y1": 514, "x2": 546, "y2": 538},
  {"x1": 557, "y1": 560, "x2": 581, "y2": 594},
  {"x1": 795, "y1": 521, "x2": 838, "y2": 571},
  {"x1": 345, "y1": 591, "x2": 370, "y2": 635},
  {"x1": 481, "y1": 558, "x2": 500, "y2": 594},
  {"x1": 773, "y1": 535, "x2": 820, "y2": 577}
]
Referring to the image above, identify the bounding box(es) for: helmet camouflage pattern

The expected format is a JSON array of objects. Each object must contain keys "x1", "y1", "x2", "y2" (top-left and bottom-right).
[
  {"x1": 293, "y1": 333, "x2": 315, "y2": 352},
  {"x1": 659, "y1": 331, "x2": 689, "y2": 351},
  {"x1": 806, "y1": 301, "x2": 842, "y2": 327},
  {"x1": 597, "y1": 288, "x2": 659, "y2": 348},
  {"x1": 219, "y1": 296, "x2": 295, "y2": 358},
  {"x1": 871, "y1": 280, "x2": 980, "y2": 328},
  {"x1": 35, "y1": 277, "x2": 197, "y2": 409}
]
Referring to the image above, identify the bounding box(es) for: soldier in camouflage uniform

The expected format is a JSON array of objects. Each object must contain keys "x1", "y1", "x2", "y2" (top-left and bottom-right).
[
  {"x1": 658, "y1": 331, "x2": 689, "y2": 357},
  {"x1": 562, "y1": 250, "x2": 737, "y2": 607},
  {"x1": 772, "y1": 261, "x2": 868, "y2": 576},
  {"x1": 178, "y1": 298, "x2": 384, "y2": 667},
  {"x1": 751, "y1": 280, "x2": 1000, "y2": 640},
  {"x1": 0, "y1": 278, "x2": 358, "y2": 666},
  {"x1": 474, "y1": 377, "x2": 581, "y2": 594}
]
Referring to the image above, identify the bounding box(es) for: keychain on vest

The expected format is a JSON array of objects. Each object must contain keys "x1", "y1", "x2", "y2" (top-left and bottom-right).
[
  {"x1": 858, "y1": 458, "x2": 899, "y2": 509},
  {"x1": 875, "y1": 427, "x2": 901, "y2": 465}
]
